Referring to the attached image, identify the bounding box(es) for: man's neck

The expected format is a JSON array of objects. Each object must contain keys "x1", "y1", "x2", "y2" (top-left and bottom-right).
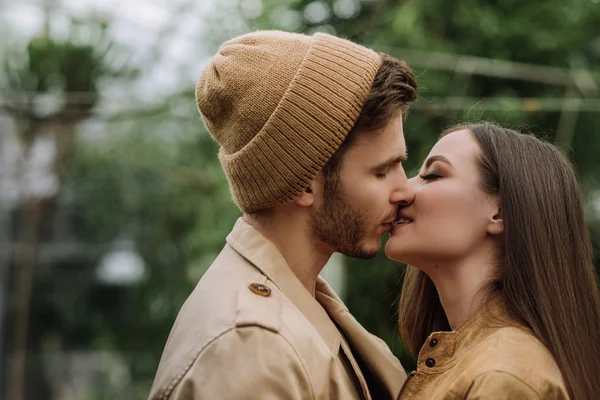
[{"x1": 243, "y1": 213, "x2": 332, "y2": 296}]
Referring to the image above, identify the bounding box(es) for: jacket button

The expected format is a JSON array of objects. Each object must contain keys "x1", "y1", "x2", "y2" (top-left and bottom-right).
[
  {"x1": 425, "y1": 358, "x2": 436, "y2": 368},
  {"x1": 249, "y1": 283, "x2": 271, "y2": 297},
  {"x1": 429, "y1": 338, "x2": 438, "y2": 347}
]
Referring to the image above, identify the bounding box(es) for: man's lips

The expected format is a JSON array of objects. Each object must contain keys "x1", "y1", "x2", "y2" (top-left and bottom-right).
[
  {"x1": 382, "y1": 214, "x2": 398, "y2": 228},
  {"x1": 382, "y1": 222, "x2": 394, "y2": 233}
]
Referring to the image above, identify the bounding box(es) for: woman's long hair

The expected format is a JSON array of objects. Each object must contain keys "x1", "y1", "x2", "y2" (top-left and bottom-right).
[{"x1": 399, "y1": 122, "x2": 600, "y2": 399}]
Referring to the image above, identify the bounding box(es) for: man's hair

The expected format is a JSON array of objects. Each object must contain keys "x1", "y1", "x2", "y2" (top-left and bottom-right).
[{"x1": 322, "y1": 53, "x2": 418, "y2": 180}]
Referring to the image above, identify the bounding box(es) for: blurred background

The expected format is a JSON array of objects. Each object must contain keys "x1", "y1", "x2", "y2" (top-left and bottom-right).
[{"x1": 1, "y1": 0, "x2": 599, "y2": 398}]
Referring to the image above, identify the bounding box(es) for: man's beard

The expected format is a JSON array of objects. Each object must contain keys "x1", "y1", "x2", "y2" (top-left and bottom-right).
[{"x1": 309, "y1": 177, "x2": 378, "y2": 259}]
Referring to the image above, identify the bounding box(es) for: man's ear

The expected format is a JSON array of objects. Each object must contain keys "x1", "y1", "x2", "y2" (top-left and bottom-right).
[
  {"x1": 294, "y1": 186, "x2": 314, "y2": 207},
  {"x1": 294, "y1": 172, "x2": 323, "y2": 208},
  {"x1": 486, "y1": 196, "x2": 504, "y2": 236}
]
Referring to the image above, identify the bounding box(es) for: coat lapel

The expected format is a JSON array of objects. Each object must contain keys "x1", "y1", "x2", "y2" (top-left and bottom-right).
[{"x1": 316, "y1": 277, "x2": 406, "y2": 399}]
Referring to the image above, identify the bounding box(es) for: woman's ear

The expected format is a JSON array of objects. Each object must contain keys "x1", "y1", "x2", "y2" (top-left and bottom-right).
[{"x1": 487, "y1": 201, "x2": 504, "y2": 236}]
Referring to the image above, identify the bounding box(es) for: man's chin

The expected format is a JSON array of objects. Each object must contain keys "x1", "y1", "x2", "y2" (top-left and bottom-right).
[
  {"x1": 341, "y1": 241, "x2": 380, "y2": 259},
  {"x1": 353, "y1": 249, "x2": 379, "y2": 259}
]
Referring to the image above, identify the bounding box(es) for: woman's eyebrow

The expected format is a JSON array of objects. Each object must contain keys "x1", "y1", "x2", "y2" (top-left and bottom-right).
[{"x1": 424, "y1": 154, "x2": 453, "y2": 169}]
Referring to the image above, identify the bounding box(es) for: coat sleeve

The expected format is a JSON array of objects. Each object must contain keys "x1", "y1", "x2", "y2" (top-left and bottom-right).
[
  {"x1": 465, "y1": 371, "x2": 569, "y2": 400},
  {"x1": 168, "y1": 326, "x2": 315, "y2": 400}
]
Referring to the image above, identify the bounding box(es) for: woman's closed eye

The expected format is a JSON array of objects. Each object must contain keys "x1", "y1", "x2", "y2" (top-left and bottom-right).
[{"x1": 419, "y1": 172, "x2": 442, "y2": 181}]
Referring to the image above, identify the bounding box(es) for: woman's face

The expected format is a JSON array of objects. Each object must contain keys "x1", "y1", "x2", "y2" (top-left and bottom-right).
[{"x1": 385, "y1": 129, "x2": 502, "y2": 268}]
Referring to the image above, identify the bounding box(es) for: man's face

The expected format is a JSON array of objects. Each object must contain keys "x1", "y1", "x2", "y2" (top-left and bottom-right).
[{"x1": 310, "y1": 116, "x2": 415, "y2": 258}]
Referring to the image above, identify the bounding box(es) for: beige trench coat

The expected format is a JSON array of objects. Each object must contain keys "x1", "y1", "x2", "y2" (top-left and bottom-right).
[{"x1": 148, "y1": 218, "x2": 406, "y2": 400}]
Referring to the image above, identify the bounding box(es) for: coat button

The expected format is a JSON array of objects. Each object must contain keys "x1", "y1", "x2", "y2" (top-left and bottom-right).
[
  {"x1": 429, "y1": 338, "x2": 438, "y2": 347},
  {"x1": 249, "y1": 283, "x2": 271, "y2": 297},
  {"x1": 425, "y1": 358, "x2": 436, "y2": 368}
]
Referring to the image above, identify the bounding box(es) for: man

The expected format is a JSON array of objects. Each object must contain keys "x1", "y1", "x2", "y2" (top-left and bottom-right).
[{"x1": 149, "y1": 30, "x2": 418, "y2": 400}]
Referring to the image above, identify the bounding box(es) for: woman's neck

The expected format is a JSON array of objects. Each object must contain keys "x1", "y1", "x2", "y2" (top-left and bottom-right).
[{"x1": 424, "y1": 252, "x2": 497, "y2": 330}]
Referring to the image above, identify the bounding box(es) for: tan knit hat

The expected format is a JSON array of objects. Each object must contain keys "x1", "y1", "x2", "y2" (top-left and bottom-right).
[{"x1": 196, "y1": 30, "x2": 381, "y2": 212}]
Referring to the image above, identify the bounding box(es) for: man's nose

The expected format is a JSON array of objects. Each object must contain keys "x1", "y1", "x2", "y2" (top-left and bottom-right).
[{"x1": 391, "y1": 175, "x2": 416, "y2": 206}]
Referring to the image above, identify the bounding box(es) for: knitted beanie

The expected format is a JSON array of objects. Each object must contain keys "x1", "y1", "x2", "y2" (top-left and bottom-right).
[{"x1": 196, "y1": 30, "x2": 382, "y2": 212}]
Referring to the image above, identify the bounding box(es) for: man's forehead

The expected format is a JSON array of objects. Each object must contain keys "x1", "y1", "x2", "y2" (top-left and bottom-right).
[
  {"x1": 354, "y1": 119, "x2": 405, "y2": 148},
  {"x1": 344, "y1": 132, "x2": 407, "y2": 168}
]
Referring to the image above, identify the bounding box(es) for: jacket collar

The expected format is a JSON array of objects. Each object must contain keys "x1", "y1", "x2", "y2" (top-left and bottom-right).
[
  {"x1": 418, "y1": 297, "x2": 523, "y2": 371},
  {"x1": 226, "y1": 218, "x2": 341, "y2": 353}
]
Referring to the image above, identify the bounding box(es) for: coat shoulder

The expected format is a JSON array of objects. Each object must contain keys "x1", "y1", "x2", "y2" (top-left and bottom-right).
[
  {"x1": 148, "y1": 244, "x2": 286, "y2": 399},
  {"x1": 191, "y1": 243, "x2": 284, "y2": 333},
  {"x1": 167, "y1": 326, "x2": 315, "y2": 400}
]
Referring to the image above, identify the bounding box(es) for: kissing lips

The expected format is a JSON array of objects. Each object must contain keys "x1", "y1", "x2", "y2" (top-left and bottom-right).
[
  {"x1": 392, "y1": 217, "x2": 413, "y2": 227},
  {"x1": 383, "y1": 210, "x2": 413, "y2": 233},
  {"x1": 391, "y1": 211, "x2": 413, "y2": 233}
]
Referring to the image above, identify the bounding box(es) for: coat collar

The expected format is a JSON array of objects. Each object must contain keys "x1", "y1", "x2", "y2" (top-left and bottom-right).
[{"x1": 226, "y1": 218, "x2": 341, "y2": 353}]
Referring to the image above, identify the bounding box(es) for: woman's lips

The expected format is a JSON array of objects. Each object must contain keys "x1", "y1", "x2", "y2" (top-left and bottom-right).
[{"x1": 390, "y1": 219, "x2": 413, "y2": 234}]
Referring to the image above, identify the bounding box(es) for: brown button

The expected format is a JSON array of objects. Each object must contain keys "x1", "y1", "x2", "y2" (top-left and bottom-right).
[
  {"x1": 249, "y1": 283, "x2": 271, "y2": 297},
  {"x1": 425, "y1": 358, "x2": 436, "y2": 368},
  {"x1": 429, "y1": 338, "x2": 438, "y2": 347}
]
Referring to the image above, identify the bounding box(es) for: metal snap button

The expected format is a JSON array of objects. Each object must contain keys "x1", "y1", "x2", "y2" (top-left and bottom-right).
[
  {"x1": 429, "y1": 338, "x2": 438, "y2": 347},
  {"x1": 425, "y1": 358, "x2": 436, "y2": 368},
  {"x1": 249, "y1": 283, "x2": 271, "y2": 297}
]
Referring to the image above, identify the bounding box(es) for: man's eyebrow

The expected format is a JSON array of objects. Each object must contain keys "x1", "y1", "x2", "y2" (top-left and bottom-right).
[
  {"x1": 424, "y1": 155, "x2": 453, "y2": 169},
  {"x1": 374, "y1": 153, "x2": 408, "y2": 169}
]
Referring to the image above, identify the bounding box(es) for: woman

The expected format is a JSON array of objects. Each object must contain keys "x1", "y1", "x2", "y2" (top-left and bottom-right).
[{"x1": 387, "y1": 122, "x2": 600, "y2": 399}]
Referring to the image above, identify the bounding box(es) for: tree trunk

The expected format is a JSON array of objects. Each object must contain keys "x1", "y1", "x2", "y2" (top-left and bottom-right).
[{"x1": 6, "y1": 199, "x2": 43, "y2": 400}]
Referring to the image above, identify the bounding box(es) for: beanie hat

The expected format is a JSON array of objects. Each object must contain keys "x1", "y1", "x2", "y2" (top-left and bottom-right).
[{"x1": 196, "y1": 30, "x2": 381, "y2": 212}]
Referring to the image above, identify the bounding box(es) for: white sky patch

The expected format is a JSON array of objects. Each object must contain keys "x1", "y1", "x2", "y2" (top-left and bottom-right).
[
  {"x1": 1, "y1": 0, "x2": 219, "y2": 96},
  {"x1": 24, "y1": 136, "x2": 60, "y2": 199},
  {"x1": 589, "y1": 190, "x2": 600, "y2": 221},
  {"x1": 304, "y1": 1, "x2": 330, "y2": 24},
  {"x1": 1, "y1": 2, "x2": 45, "y2": 39},
  {"x1": 96, "y1": 246, "x2": 146, "y2": 285}
]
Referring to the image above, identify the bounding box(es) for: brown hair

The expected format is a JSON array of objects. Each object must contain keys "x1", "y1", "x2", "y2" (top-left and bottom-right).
[
  {"x1": 399, "y1": 122, "x2": 600, "y2": 399},
  {"x1": 322, "y1": 53, "x2": 418, "y2": 179}
]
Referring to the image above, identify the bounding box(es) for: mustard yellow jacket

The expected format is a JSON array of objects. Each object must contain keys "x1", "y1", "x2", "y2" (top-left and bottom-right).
[
  {"x1": 148, "y1": 218, "x2": 406, "y2": 400},
  {"x1": 398, "y1": 299, "x2": 569, "y2": 399}
]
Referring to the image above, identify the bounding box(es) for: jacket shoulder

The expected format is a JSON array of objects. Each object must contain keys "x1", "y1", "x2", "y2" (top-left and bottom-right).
[
  {"x1": 464, "y1": 327, "x2": 568, "y2": 397},
  {"x1": 468, "y1": 370, "x2": 568, "y2": 400}
]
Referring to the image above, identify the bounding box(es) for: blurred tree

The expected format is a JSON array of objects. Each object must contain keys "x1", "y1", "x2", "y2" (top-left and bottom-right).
[
  {"x1": 1, "y1": 16, "x2": 136, "y2": 400},
  {"x1": 64, "y1": 116, "x2": 241, "y2": 397}
]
